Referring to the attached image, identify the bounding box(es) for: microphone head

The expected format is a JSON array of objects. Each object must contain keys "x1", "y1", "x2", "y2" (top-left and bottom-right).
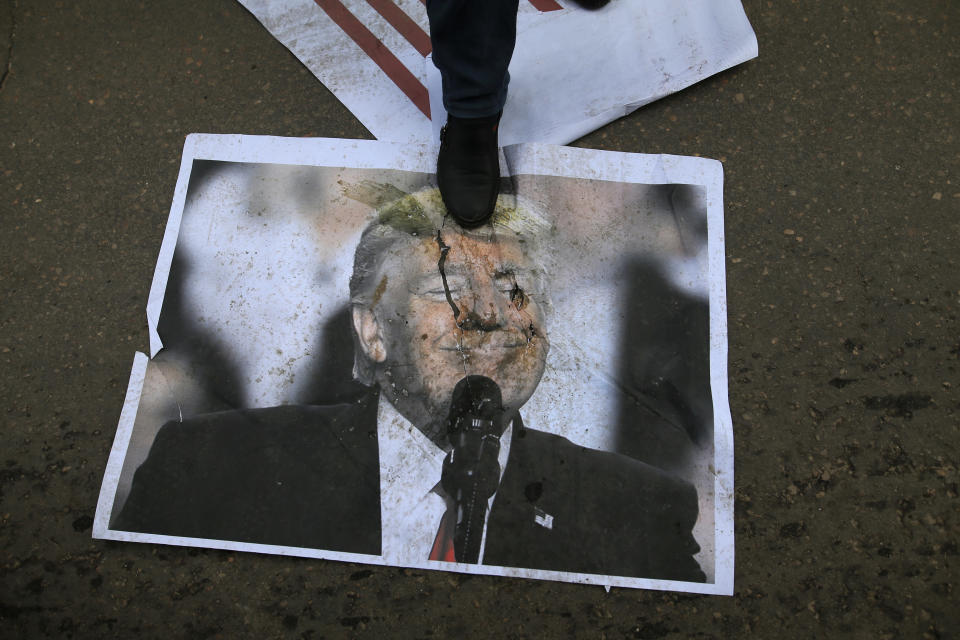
[
  {"x1": 442, "y1": 376, "x2": 505, "y2": 505},
  {"x1": 448, "y1": 375, "x2": 502, "y2": 420}
]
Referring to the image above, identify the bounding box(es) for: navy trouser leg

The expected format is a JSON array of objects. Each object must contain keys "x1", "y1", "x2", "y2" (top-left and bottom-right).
[{"x1": 426, "y1": 0, "x2": 520, "y2": 119}]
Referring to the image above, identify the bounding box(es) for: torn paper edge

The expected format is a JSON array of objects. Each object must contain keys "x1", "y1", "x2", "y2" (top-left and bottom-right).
[{"x1": 93, "y1": 351, "x2": 149, "y2": 539}]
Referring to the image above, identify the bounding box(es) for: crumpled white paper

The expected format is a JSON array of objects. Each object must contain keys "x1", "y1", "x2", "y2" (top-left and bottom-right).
[{"x1": 238, "y1": 0, "x2": 757, "y2": 144}]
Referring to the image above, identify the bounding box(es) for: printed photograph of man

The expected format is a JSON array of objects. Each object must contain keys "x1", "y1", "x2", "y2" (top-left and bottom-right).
[{"x1": 112, "y1": 187, "x2": 706, "y2": 583}]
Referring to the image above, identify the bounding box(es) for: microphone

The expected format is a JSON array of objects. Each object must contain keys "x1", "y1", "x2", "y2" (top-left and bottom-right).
[{"x1": 441, "y1": 375, "x2": 506, "y2": 563}]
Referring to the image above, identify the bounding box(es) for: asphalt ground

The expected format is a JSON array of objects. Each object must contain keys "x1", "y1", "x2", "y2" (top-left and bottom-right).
[{"x1": 1, "y1": 0, "x2": 958, "y2": 637}]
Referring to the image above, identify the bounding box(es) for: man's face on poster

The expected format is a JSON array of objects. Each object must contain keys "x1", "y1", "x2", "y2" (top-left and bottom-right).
[{"x1": 358, "y1": 227, "x2": 550, "y2": 442}]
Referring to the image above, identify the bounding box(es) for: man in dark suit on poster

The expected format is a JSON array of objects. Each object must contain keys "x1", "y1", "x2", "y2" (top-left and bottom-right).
[{"x1": 114, "y1": 188, "x2": 705, "y2": 583}]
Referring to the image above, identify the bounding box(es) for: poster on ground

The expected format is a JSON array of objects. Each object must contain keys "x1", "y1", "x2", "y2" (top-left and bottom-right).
[{"x1": 94, "y1": 134, "x2": 734, "y2": 594}]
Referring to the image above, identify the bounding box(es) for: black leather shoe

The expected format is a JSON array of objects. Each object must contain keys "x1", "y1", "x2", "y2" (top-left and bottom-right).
[{"x1": 437, "y1": 112, "x2": 501, "y2": 228}]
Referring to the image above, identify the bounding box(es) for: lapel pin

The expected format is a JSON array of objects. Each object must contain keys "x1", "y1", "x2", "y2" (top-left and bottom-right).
[{"x1": 534, "y1": 507, "x2": 554, "y2": 530}]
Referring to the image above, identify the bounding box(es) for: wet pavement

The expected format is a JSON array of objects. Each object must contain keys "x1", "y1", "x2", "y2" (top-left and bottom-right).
[{"x1": 1, "y1": 0, "x2": 958, "y2": 637}]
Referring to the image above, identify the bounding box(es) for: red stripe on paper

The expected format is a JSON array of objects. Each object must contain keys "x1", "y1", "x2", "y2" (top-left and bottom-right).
[
  {"x1": 528, "y1": 0, "x2": 564, "y2": 11},
  {"x1": 314, "y1": 0, "x2": 431, "y2": 118},
  {"x1": 365, "y1": 0, "x2": 432, "y2": 57}
]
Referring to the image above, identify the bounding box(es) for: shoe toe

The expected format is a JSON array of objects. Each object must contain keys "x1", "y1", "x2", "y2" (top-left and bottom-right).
[
  {"x1": 442, "y1": 180, "x2": 497, "y2": 226},
  {"x1": 437, "y1": 115, "x2": 501, "y2": 228},
  {"x1": 437, "y1": 159, "x2": 498, "y2": 228}
]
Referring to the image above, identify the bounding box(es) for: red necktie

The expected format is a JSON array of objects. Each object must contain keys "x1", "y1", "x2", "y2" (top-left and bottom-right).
[{"x1": 428, "y1": 504, "x2": 457, "y2": 562}]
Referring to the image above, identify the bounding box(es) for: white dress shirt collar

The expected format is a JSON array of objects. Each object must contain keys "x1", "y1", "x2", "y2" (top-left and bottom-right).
[{"x1": 376, "y1": 392, "x2": 512, "y2": 566}]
